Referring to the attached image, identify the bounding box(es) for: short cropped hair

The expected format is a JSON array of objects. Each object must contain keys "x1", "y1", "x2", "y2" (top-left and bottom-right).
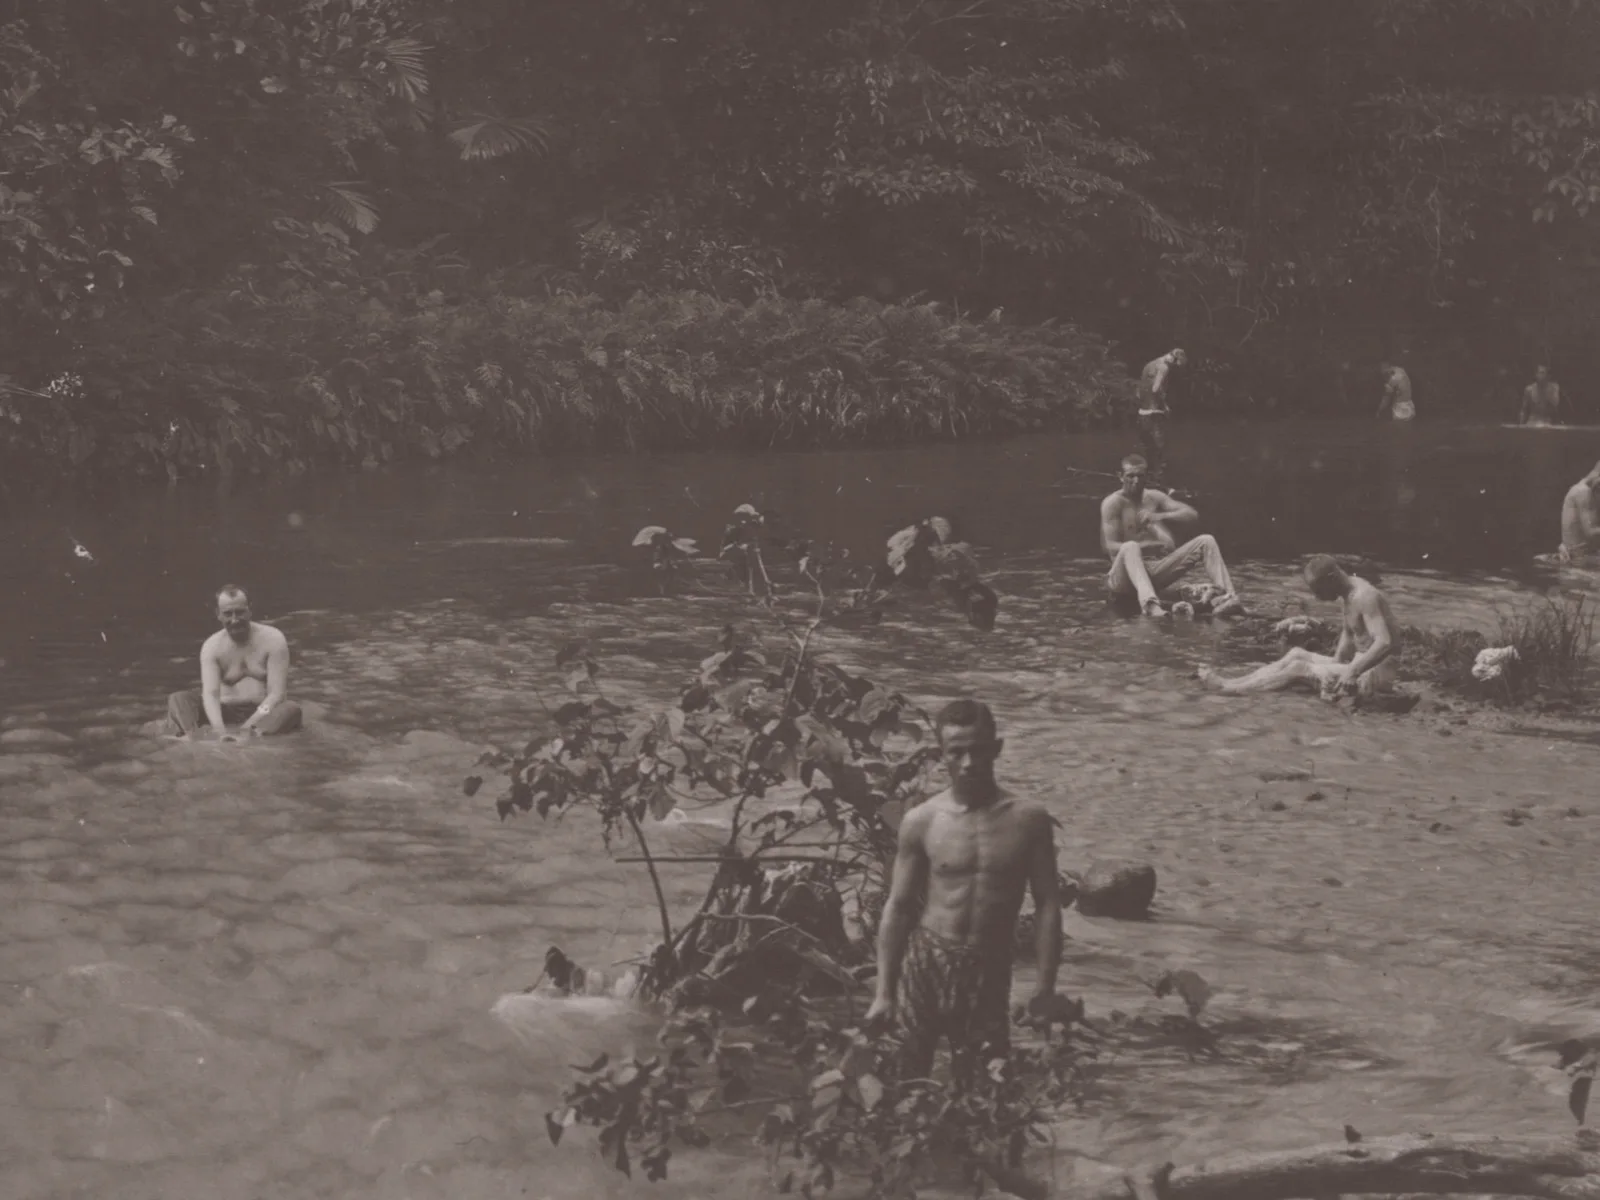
[
  {"x1": 215, "y1": 583, "x2": 249, "y2": 607},
  {"x1": 1121, "y1": 453, "x2": 1149, "y2": 474},
  {"x1": 934, "y1": 698, "x2": 997, "y2": 743},
  {"x1": 1303, "y1": 555, "x2": 1344, "y2": 588}
]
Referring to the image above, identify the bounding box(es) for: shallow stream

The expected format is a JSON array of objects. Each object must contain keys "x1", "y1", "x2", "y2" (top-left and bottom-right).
[{"x1": 2, "y1": 417, "x2": 1599, "y2": 1198}]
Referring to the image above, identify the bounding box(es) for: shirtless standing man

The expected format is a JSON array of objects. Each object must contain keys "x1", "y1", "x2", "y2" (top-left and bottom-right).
[
  {"x1": 866, "y1": 700, "x2": 1063, "y2": 1081},
  {"x1": 1377, "y1": 362, "x2": 1415, "y2": 421},
  {"x1": 1134, "y1": 348, "x2": 1186, "y2": 481},
  {"x1": 1199, "y1": 555, "x2": 1397, "y2": 698},
  {"x1": 165, "y1": 584, "x2": 303, "y2": 739},
  {"x1": 1100, "y1": 454, "x2": 1244, "y2": 619},
  {"x1": 1520, "y1": 365, "x2": 1563, "y2": 426},
  {"x1": 1558, "y1": 460, "x2": 1600, "y2": 563}
]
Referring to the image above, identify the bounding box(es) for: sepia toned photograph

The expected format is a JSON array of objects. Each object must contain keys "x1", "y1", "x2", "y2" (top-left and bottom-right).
[{"x1": 2, "y1": 2, "x2": 1598, "y2": 1198}]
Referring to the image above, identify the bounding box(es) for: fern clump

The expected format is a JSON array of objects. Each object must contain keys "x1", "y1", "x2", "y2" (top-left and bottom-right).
[{"x1": 4, "y1": 269, "x2": 1126, "y2": 480}]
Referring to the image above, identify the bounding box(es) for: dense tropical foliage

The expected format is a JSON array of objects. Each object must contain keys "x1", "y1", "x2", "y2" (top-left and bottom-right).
[{"x1": 5, "y1": 0, "x2": 1600, "y2": 480}]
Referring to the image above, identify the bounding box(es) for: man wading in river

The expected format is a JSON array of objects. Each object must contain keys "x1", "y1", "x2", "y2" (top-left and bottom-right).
[
  {"x1": 1100, "y1": 454, "x2": 1244, "y2": 619},
  {"x1": 165, "y1": 585, "x2": 303, "y2": 739},
  {"x1": 1520, "y1": 364, "x2": 1563, "y2": 427},
  {"x1": 1199, "y1": 555, "x2": 1397, "y2": 699},
  {"x1": 1134, "y1": 347, "x2": 1185, "y2": 481},
  {"x1": 1377, "y1": 362, "x2": 1415, "y2": 421},
  {"x1": 866, "y1": 700, "x2": 1063, "y2": 1083}
]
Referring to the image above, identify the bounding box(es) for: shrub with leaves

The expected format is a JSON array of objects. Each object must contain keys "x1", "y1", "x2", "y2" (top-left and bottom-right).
[
  {"x1": 1396, "y1": 592, "x2": 1594, "y2": 708},
  {"x1": 468, "y1": 504, "x2": 1120, "y2": 1196},
  {"x1": 4, "y1": 280, "x2": 1125, "y2": 483}
]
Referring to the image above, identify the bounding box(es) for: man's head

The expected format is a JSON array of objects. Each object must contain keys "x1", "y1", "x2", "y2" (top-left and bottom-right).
[
  {"x1": 935, "y1": 698, "x2": 1003, "y2": 804},
  {"x1": 1169, "y1": 348, "x2": 1187, "y2": 367},
  {"x1": 1119, "y1": 454, "x2": 1149, "y2": 500},
  {"x1": 1536, "y1": 364, "x2": 1550, "y2": 383},
  {"x1": 1303, "y1": 555, "x2": 1349, "y2": 602},
  {"x1": 215, "y1": 584, "x2": 252, "y2": 642}
]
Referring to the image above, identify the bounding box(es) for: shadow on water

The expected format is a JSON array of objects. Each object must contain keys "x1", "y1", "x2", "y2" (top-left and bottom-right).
[{"x1": 3, "y1": 418, "x2": 1600, "y2": 1197}]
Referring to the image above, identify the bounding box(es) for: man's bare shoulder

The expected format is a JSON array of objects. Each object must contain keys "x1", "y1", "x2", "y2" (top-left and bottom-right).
[
  {"x1": 253, "y1": 622, "x2": 290, "y2": 650},
  {"x1": 901, "y1": 792, "x2": 947, "y2": 834},
  {"x1": 1348, "y1": 576, "x2": 1389, "y2": 608},
  {"x1": 200, "y1": 629, "x2": 230, "y2": 658},
  {"x1": 1100, "y1": 491, "x2": 1127, "y2": 515},
  {"x1": 993, "y1": 787, "x2": 1052, "y2": 825}
]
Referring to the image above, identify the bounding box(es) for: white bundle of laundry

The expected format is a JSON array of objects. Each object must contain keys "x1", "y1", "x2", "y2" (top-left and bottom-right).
[{"x1": 1471, "y1": 645, "x2": 1519, "y2": 682}]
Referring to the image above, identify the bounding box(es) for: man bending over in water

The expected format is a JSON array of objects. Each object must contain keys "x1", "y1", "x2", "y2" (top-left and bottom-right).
[
  {"x1": 1100, "y1": 454, "x2": 1244, "y2": 619},
  {"x1": 165, "y1": 584, "x2": 303, "y2": 739},
  {"x1": 1134, "y1": 347, "x2": 1185, "y2": 481},
  {"x1": 1558, "y1": 460, "x2": 1600, "y2": 564},
  {"x1": 866, "y1": 700, "x2": 1063, "y2": 1084},
  {"x1": 1199, "y1": 556, "x2": 1397, "y2": 699},
  {"x1": 1520, "y1": 365, "x2": 1563, "y2": 427}
]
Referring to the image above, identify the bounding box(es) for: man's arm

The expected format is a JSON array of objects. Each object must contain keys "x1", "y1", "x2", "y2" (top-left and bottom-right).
[
  {"x1": 1100, "y1": 496, "x2": 1128, "y2": 558},
  {"x1": 871, "y1": 811, "x2": 930, "y2": 1013},
  {"x1": 1333, "y1": 621, "x2": 1356, "y2": 664},
  {"x1": 1024, "y1": 809, "x2": 1061, "y2": 1000},
  {"x1": 241, "y1": 633, "x2": 290, "y2": 732},
  {"x1": 1344, "y1": 594, "x2": 1395, "y2": 678},
  {"x1": 200, "y1": 642, "x2": 226, "y2": 731},
  {"x1": 1149, "y1": 490, "x2": 1198, "y2": 525},
  {"x1": 1579, "y1": 492, "x2": 1600, "y2": 547}
]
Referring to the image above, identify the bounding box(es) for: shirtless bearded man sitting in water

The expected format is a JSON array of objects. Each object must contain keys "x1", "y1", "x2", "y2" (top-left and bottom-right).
[
  {"x1": 866, "y1": 700, "x2": 1063, "y2": 1084},
  {"x1": 1199, "y1": 555, "x2": 1397, "y2": 699},
  {"x1": 165, "y1": 584, "x2": 303, "y2": 739},
  {"x1": 1100, "y1": 454, "x2": 1244, "y2": 619}
]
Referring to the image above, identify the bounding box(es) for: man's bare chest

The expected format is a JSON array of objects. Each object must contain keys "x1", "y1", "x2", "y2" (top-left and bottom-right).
[
  {"x1": 925, "y1": 813, "x2": 1027, "y2": 876},
  {"x1": 216, "y1": 642, "x2": 269, "y2": 680}
]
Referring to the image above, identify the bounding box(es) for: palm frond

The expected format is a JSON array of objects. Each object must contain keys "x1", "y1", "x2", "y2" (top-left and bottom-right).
[
  {"x1": 448, "y1": 114, "x2": 554, "y2": 162},
  {"x1": 323, "y1": 182, "x2": 379, "y2": 235},
  {"x1": 380, "y1": 37, "x2": 430, "y2": 103}
]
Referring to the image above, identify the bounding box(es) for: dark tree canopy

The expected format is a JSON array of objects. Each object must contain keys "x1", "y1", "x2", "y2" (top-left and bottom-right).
[{"x1": 5, "y1": 0, "x2": 1599, "y2": 478}]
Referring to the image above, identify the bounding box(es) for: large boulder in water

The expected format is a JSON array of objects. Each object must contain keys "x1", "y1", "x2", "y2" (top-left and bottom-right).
[{"x1": 1075, "y1": 860, "x2": 1157, "y2": 919}]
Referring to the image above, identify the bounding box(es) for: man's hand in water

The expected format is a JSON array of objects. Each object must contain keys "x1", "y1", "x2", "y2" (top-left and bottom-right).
[{"x1": 1330, "y1": 666, "x2": 1363, "y2": 698}]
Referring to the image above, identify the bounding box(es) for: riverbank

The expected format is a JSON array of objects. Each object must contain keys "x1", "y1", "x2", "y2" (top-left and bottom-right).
[{"x1": 0, "y1": 283, "x2": 1126, "y2": 488}]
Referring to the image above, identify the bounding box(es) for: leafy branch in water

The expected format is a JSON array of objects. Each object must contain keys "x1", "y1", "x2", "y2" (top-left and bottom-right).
[{"x1": 471, "y1": 502, "x2": 1107, "y2": 1195}]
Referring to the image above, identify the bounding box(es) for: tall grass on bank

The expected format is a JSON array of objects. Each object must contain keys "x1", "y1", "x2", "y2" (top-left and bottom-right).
[
  {"x1": 1399, "y1": 592, "x2": 1595, "y2": 707},
  {"x1": 0, "y1": 282, "x2": 1127, "y2": 481}
]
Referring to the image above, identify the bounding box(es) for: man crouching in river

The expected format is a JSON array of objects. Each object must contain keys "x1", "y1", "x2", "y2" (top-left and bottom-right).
[
  {"x1": 866, "y1": 700, "x2": 1062, "y2": 1083},
  {"x1": 1199, "y1": 555, "x2": 1397, "y2": 699},
  {"x1": 1101, "y1": 453, "x2": 1244, "y2": 618},
  {"x1": 165, "y1": 584, "x2": 303, "y2": 739}
]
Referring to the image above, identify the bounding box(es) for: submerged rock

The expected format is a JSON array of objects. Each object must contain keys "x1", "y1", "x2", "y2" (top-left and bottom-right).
[
  {"x1": 1075, "y1": 860, "x2": 1157, "y2": 919},
  {"x1": 0, "y1": 727, "x2": 72, "y2": 748}
]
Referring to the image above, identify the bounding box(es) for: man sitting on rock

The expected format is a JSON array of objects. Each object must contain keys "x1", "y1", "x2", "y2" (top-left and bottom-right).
[
  {"x1": 165, "y1": 584, "x2": 303, "y2": 740},
  {"x1": 866, "y1": 699, "x2": 1064, "y2": 1083},
  {"x1": 1199, "y1": 555, "x2": 1397, "y2": 699},
  {"x1": 1558, "y1": 460, "x2": 1600, "y2": 564},
  {"x1": 1100, "y1": 453, "x2": 1244, "y2": 619}
]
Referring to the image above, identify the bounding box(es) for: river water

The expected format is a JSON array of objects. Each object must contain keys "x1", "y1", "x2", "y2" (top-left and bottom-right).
[{"x1": 2, "y1": 417, "x2": 1599, "y2": 1199}]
